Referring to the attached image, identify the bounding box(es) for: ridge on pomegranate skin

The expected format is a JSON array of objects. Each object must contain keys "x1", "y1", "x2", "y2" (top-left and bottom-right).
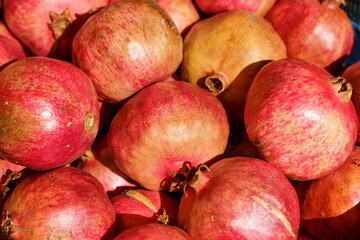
[
  {"x1": 244, "y1": 58, "x2": 358, "y2": 181},
  {"x1": 72, "y1": 0, "x2": 183, "y2": 103},
  {"x1": 108, "y1": 81, "x2": 229, "y2": 191},
  {"x1": 177, "y1": 157, "x2": 300, "y2": 240},
  {"x1": 0, "y1": 56, "x2": 100, "y2": 171},
  {"x1": 2, "y1": 0, "x2": 109, "y2": 57}
]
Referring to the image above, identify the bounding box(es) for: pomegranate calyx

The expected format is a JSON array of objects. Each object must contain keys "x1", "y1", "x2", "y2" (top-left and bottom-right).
[
  {"x1": 329, "y1": 76, "x2": 352, "y2": 102},
  {"x1": 1, "y1": 172, "x2": 21, "y2": 199},
  {"x1": 1, "y1": 211, "x2": 11, "y2": 240},
  {"x1": 157, "y1": 208, "x2": 172, "y2": 225},
  {"x1": 205, "y1": 71, "x2": 230, "y2": 95},
  {"x1": 170, "y1": 164, "x2": 210, "y2": 197},
  {"x1": 48, "y1": 8, "x2": 72, "y2": 40}
]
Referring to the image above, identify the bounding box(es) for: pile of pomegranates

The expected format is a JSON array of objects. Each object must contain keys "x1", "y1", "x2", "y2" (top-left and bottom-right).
[{"x1": 0, "y1": 0, "x2": 358, "y2": 239}]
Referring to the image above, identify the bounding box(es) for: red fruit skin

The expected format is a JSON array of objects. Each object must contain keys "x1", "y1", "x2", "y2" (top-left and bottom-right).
[
  {"x1": 266, "y1": 0, "x2": 353, "y2": 73},
  {"x1": 0, "y1": 57, "x2": 99, "y2": 170},
  {"x1": 108, "y1": 81, "x2": 229, "y2": 191},
  {"x1": 0, "y1": 20, "x2": 24, "y2": 52},
  {"x1": 79, "y1": 133, "x2": 138, "y2": 197},
  {"x1": 342, "y1": 60, "x2": 360, "y2": 144},
  {"x1": 72, "y1": 0, "x2": 183, "y2": 103},
  {"x1": 112, "y1": 223, "x2": 191, "y2": 240},
  {"x1": 155, "y1": 0, "x2": 200, "y2": 36},
  {"x1": 194, "y1": 0, "x2": 277, "y2": 16},
  {"x1": 297, "y1": 146, "x2": 360, "y2": 240},
  {"x1": 111, "y1": 189, "x2": 179, "y2": 235},
  {"x1": 178, "y1": 157, "x2": 300, "y2": 239},
  {"x1": 0, "y1": 36, "x2": 26, "y2": 67},
  {"x1": 0, "y1": 166, "x2": 116, "y2": 239},
  {"x1": 2, "y1": 0, "x2": 109, "y2": 56},
  {"x1": 244, "y1": 58, "x2": 358, "y2": 181}
]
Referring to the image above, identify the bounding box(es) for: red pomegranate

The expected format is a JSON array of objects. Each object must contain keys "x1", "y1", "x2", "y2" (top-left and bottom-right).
[
  {"x1": 113, "y1": 223, "x2": 191, "y2": 240},
  {"x1": 193, "y1": 0, "x2": 277, "y2": 16},
  {"x1": 297, "y1": 146, "x2": 360, "y2": 240},
  {"x1": 177, "y1": 157, "x2": 300, "y2": 239},
  {"x1": 0, "y1": 20, "x2": 24, "y2": 51},
  {"x1": 266, "y1": 0, "x2": 353, "y2": 74},
  {"x1": 108, "y1": 81, "x2": 229, "y2": 191},
  {"x1": 0, "y1": 166, "x2": 116, "y2": 239},
  {"x1": 72, "y1": 0, "x2": 183, "y2": 103},
  {"x1": 342, "y1": 60, "x2": 360, "y2": 144},
  {"x1": 181, "y1": 9, "x2": 286, "y2": 121},
  {"x1": 77, "y1": 132, "x2": 138, "y2": 197},
  {"x1": 0, "y1": 36, "x2": 26, "y2": 67},
  {"x1": 244, "y1": 58, "x2": 358, "y2": 181},
  {"x1": 111, "y1": 189, "x2": 179, "y2": 235},
  {"x1": 2, "y1": 0, "x2": 108, "y2": 56},
  {"x1": 0, "y1": 57, "x2": 99, "y2": 170}
]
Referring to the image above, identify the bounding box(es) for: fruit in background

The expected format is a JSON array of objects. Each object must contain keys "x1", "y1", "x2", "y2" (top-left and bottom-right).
[
  {"x1": 193, "y1": 0, "x2": 277, "y2": 17},
  {"x1": 177, "y1": 157, "x2": 300, "y2": 239},
  {"x1": 342, "y1": 60, "x2": 360, "y2": 144},
  {"x1": 77, "y1": 132, "x2": 138, "y2": 198},
  {"x1": 3, "y1": 0, "x2": 108, "y2": 57},
  {"x1": 266, "y1": 0, "x2": 353, "y2": 74},
  {"x1": 112, "y1": 223, "x2": 191, "y2": 240},
  {"x1": 72, "y1": 0, "x2": 183, "y2": 103},
  {"x1": 297, "y1": 146, "x2": 360, "y2": 240},
  {"x1": 244, "y1": 58, "x2": 358, "y2": 181},
  {"x1": 0, "y1": 166, "x2": 116, "y2": 239},
  {"x1": 108, "y1": 81, "x2": 229, "y2": 191},
  {"x1": 0, "y1": 57, "x2": 99, "y2": 170},
  {"x1": 155, "y1": 0, "x2": 200, "y2": 36},
  {"x1": 0, "y1": 20, "x2": 24, "y2": 51},
  {"x1": 0, "y1": 36, "x2": 26, "y2": 68},
  {"x1": 111, "y1": 189, "x2": 179, "y2": 235},
  {"x1": 181, "y1": 9, "x2": 286, "y2": 98}
]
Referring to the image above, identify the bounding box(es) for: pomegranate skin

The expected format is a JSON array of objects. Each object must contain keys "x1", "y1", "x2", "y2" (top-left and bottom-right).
[
  {"x1": 0, "y1": 36, "x2": 26, "y2": 67},
  {"x1": 266, "y1": 0, "x2": 353, "y2": 73},
  {"x1": 108, "y1": 81, "x2": 229, "y2": 191},
  {"x1": 297, "y1": 146, "x2": 360, "y2": 240},
  {"x1": 0, "y1": 166, "x2": 116, "y2": 239},
  {"x1": 244, "y1": 58, "x2": 358, "y2": 181},
  {"x1": 194, "y1": 0, "x2": 277, "y2": 16},
  {"x1": 72, "y1": 0, "x2": 183, "y2": 103},
  {"x1": 155, "y1": 0, "x2": 200, "y2": 36},
  {"x1": 2, "y1": 0, "x2": 109, "y2": 56},
  {"x1": 342, "y1": 60, "x2": 360, "y2": 144},
  {"x1": 181, "y1": 9, "x2": 286, "y2": 96},
  {"x1": 0, "y1": 57, "x2": 99, "y2": 170},
  {"x1": 78, "y1": 132, "x2": 138, "y2": 197},
  {"x1": 111, "y1": 189, "x2": 179, "y2": 235},
  {"x1": 113, "y1": 223, "x2": 191, "y2": 240},
  {"x1": 177, "y1": 157, "x2": 300, "y2": 240}
]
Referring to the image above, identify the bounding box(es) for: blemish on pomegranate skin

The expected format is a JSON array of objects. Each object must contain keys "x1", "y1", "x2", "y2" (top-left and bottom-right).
[
  {"x1": 211, "y1": 215, "x2": 216, "y2": 221},
  {"x1": 67, "y1": 122, "x2": 72, "y2": 127}
]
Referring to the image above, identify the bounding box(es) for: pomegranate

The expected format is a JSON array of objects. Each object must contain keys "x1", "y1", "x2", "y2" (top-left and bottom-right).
[
  {"x1": 342, "y1": 60, "x2": 360, "y2": 144},
  {"x1": 77, "y1": 132, "x2": 138, "y2": 197},
  {"x1": 244, "y1": 58, "x2": 358, "y2": 181},
  {"x1": 72, "y1": 0, "x2": 183, "y2": 103},
  {"x1": 0, "y1": 36, "x2": 26, "y2": 67},
  {"x1": 0, "y1": 20, "x2": 24, "y2": 52},
  {"x1": 111, "y1": 189, "x2": 179, "y2": 235},
  {"x1": 108, "y1": 81, "x2": 229, "y2": 191},
  {"x1": 266, "y1": 0, "x2": 353, "y2": 74},
  {"x1": 2, "y1": 0, "x2": 108, "y2": 56},
  {"x1": 193, "y1": 0, "x2": 277, "y2": 17},
  {"x1": 177, "y1": 157, "x2": 300, "y2": 239},
  {"x1": 297, "y1": 146, "x2": 360, "y2": 240},
  {"x1": 0, "y1": 166, "x2": 116, "y2": 239},
  {"x1": 181, "y1": 9, "x2": 286, "y2": 97},
  {"x1": 0, "y1": 56, "x2": 99, "y2": 170},
  {"x1": 112, "y1": 223, "x2": 191, "y2": 240}
]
